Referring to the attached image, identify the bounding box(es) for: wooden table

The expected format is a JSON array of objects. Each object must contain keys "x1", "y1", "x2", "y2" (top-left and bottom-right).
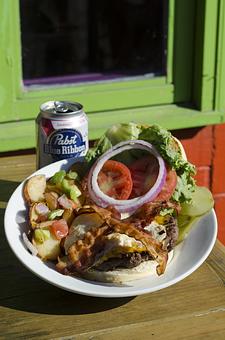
[{"x1": 1, "y1": 153, "x2": 225, "y2": 340}]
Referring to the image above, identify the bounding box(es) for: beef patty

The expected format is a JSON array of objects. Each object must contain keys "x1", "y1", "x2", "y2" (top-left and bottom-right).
[
  {"x1": 94, "y1": 252, "x2": 153, "y2": 271},
  {"x1": 94, "y1": 216, "x2": 178, "y2": 271}
]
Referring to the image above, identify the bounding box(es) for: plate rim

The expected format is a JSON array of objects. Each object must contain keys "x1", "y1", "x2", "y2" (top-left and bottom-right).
[{"x1": 4, "y1": 159, "x2": 218, "y2": 298}]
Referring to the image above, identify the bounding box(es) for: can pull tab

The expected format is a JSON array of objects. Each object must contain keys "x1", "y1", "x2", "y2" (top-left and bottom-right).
[{"x1": 54, "y1": 101, "x2": 68, "y2": 113}]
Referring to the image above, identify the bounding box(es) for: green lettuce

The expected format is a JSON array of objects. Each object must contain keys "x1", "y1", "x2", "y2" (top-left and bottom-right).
[
  {"x1": 85, "y1": 123, "x2": 196, "y2": 203},
  {"x1": 139, "y1": 124, "x2": 196, "y2": 203},
  {"x1": 85, "y1": 122, "x2": 140, "y2": 164},
  {"x1": 85, "y1": 133, "x2": 112, "y2": 164}
]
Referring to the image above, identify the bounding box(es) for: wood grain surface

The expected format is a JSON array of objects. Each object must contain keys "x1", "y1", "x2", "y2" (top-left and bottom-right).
[{"x1": 0, "y1": 153, "x2": 225, "y2": 340}]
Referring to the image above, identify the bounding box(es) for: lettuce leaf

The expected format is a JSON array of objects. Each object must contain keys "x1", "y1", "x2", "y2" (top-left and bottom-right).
[
  {"x1": 85, "y1": 122, "x2": 140, "y2": 164},
  {"x1": 139, "y1": 124, "x2": 183, "y2": 167},
  {"x1": 85, "y1": 133, "x2": 112, "y2": 164},
  {"x1": 139, "y1": 124, "x2": 196, "y2": 203},
  {"x1": 85, "y1": 123, "x2": 196, "y2": 203}
]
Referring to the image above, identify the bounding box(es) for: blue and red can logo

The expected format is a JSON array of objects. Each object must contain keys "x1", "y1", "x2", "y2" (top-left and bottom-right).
[{"x1": 44, "y1": 129, "x2": 86, "y2": 160}]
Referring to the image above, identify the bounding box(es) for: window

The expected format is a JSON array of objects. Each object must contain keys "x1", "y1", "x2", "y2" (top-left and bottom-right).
[
  {"x1": 0, "y1": 0, "x2": 224, "y2": 152},
  {"x1": 20, "y1": 0, "x2": 168, "y2": 85}
]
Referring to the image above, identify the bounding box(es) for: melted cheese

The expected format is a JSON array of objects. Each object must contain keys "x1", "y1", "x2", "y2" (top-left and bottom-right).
[
  {"x1": 105, "y1": 232, "x2": 145, "y2": 249},
  {"x1": 120, "y1": 212, "x2": 132, "y2": 220},
  {"x1": 144, "y1": 221, "x2": 167, "y2": 242},
  {"x1": 94, "y1": 232, "x2": 147, "y2": 266}
]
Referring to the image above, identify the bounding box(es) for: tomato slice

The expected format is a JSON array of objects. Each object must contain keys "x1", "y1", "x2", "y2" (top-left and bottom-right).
[
  {"x1": 51, "y1": 219, "x2": 69, "y2": 240},
  {"x1": 128, "y1": 155, "x2": 159, "y2": 197},
  {"x1": 98, "y1": 160, "x2": 133, "y2": 200},
  {"x1": 154, "y1": 168, "x2": 177, "y2": 202},
  {"x1": 129, "y1": 156, "x2": 177, "y2": 201}
]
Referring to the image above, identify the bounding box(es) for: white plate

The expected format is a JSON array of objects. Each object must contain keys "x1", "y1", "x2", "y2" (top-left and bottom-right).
[{"x1": 4, "y1": 158, "x2": 218, "y2": 298}]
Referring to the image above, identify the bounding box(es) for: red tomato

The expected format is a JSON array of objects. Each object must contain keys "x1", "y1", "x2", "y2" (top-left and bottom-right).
[
  {"x1": 154, "y1": 168, "x2": 177, "y2": 202},
  {"x1": 51, "y1": 219, "x2": 69, "y2": 240},
  {"x1": 129, "y1": 156, "x2": 177, "y2": 201},
  {"x1": 129, "y1": 155, "x2": 159, "y2": 197},
  {"x1": 98, "y1": 160, "x2": 133, "y2": 200}
]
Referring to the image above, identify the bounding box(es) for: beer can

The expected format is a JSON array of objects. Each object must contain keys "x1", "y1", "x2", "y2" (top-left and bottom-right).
[{"x1": 36, "y1": 101, "x2": 88, "y2": 169}]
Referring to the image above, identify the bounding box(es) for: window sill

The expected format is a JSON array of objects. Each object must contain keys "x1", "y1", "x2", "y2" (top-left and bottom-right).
[{"x1": 0, "y1": 104, "x2": 223, "y2": 152}]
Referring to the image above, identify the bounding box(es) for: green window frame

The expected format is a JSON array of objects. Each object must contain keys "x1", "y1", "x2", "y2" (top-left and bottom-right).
[{"x1": 0, "y1": 0, "x2": 224, "y2": 152}]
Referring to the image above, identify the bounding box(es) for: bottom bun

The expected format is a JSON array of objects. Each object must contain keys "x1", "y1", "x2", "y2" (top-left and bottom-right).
[{"x1": 83, "y1": 250, "x2": 174, "y2": 283}]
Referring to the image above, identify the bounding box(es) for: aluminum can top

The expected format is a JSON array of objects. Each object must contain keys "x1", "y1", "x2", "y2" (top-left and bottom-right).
[{"x1": 40, "y1": 101, "x2": 84, "y2": 119}]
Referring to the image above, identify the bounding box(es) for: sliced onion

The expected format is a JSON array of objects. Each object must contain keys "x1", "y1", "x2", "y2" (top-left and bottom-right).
[
  {"x1": 87, "y1": 140, "x2": 166, "y2": 214},
  {"x1": 58, "y1": 194, "x2": 74, "y2": 209},
  {"x1": 35, "y1": 202, "x2": 50, "y2": 216},
  {"x1": 22, "y1": 233, "x2": 38, "y2": 256}
]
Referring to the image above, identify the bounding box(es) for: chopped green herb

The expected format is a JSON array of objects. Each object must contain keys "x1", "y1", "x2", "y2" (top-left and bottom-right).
[
  {"x1": 48, "y1": 209, "x2": 64, "y2": 220},
  {"x1": 50, "y1": 170, "x2": 66, "y2": 185}
]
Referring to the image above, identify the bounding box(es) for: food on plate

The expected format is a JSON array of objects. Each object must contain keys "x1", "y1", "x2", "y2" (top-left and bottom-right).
[
  {"x1": 23, "y1": 175, "x2": 46, "y2": 203},
  {"x1": 23, "y1": 123, "x2": 214, "y2": 283}
]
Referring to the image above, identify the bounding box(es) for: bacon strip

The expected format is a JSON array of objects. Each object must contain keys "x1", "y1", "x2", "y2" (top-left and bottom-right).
[
  {"x1": 76, "y1": 204, "x2": 112, "y2": 221},
  {"x1": 109, "y1": 218, "x2": 168, "y2": 275},
  {"x1": 126, "y1": 200, "x2": 179, "y2": 228},
  {"x1": 67, "y1": 223, "x2": 110, "y2": 273},
  {"x1": 66, "y1": 210, "x2": 168, "y2": 276}
]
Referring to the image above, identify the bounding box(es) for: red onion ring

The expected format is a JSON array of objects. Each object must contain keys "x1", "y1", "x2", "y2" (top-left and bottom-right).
[
  {"x1": 35, "y1": 203, "x2": 50, "y2": 216},
  {"x1": 87, "y1": 140, "x2": 166, "y2": 214},
  {"x1": 58, "y1": 194, "x2": 74, "y2": 209}
]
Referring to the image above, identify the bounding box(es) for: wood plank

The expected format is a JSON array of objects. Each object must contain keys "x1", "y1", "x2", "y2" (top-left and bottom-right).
[
  {"x1": 0, "y1": 252, "x2": 224, "y2": 338},
  {"x1": 1, "y1": 154, "x2": 225, "y2": 339},
  {"x1": 76, "y1": 310, "x2": 225, "y2": 340},
  {"x1": 206, "y1": 240, "x2": 225, "y2": 283},
  {"x1": 0, "y1": 153, "x2": 36, "y2": 181}
]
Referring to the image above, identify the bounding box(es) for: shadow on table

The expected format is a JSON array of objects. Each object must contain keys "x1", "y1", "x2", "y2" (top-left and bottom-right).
[
  {"x1": 0, "y1": 179, "x2": 21, "y2": 202},
  {"x1": 1, "y1": 199, "x2": 134, "y2": 315}
]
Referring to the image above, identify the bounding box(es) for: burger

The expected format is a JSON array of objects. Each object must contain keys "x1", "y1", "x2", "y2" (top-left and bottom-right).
[{"x1": 24, "y1": 123, "x2": 213, "y2": 283}]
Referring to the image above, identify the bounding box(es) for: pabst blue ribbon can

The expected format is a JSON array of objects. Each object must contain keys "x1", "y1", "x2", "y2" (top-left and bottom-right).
[{"x1": 36, "y1": 101, "x2": 88, "y2": 169}]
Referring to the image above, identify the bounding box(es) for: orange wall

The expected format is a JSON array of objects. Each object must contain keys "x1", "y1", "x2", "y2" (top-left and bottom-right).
[{"x1": 173, "y1": 124, "x2": 225, "y2": 245}]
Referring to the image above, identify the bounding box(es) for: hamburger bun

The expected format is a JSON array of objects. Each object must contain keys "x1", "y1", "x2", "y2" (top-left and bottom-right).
[
  {"x1": 82, "y1": 250, "x2": 174, "y2": 283},
  {"x1": 63, "y1": 128, "x2": 187, "y2": 283}
]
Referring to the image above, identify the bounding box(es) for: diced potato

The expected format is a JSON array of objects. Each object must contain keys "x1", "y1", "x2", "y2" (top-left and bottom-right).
[
  {"x1": 64, "y1": 212, "x2": 104, "y2": 253},
  {"x1": 32, "y1": 233, "x2": 61, "y2": 261},
  {"x1": 44, "y1": 191, "x2": 59, "y2": 210},
  {"x1": 46, "y1": 182, "x2": 62, "y2": 195},
  {"x1": 23, "y1": 175, "x2": 46, "y2": 204},
  {"x1": 36, "y1": 221, "x2": 54, "y2": 229},
  {"x1": 70, "y1": 212, "x2": 104, "y2": 230},
  {"x1": 29, "y1": 204, "x2": 39, "y2": 228},
  {"x1": 29, "y1": 203, "x2": 51, "y2": 228},
  {"x1": 63, "y1": 208, "x2": 76, "y2": 226},
  {"x1": 34, "y1": 229, "x2": 51, "y2": 243}
]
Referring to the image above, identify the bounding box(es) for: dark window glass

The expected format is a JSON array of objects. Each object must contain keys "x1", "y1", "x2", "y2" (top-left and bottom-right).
[{"x1": 20, "y1": 0, "x2": 168, "y2": 85}]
